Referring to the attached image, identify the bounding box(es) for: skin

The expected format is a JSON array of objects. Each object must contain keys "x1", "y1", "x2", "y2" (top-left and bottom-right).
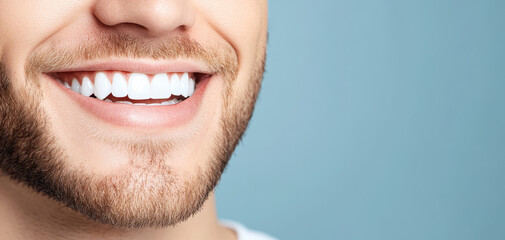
[{"x1": 0, "y1": 1, "x2": 268, "y2": 240}]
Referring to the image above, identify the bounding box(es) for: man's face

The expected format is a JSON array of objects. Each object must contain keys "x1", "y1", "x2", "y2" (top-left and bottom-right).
[{"x1": 0, "y1": 0, "x2": 267, "y2": 229}]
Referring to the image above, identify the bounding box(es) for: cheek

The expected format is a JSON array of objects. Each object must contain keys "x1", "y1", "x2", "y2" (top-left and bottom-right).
[
  {"x1": 0, "y1": 1, "x2": 90, "y2": 63},
  {"x1": 193, "y1": 0, "x2": 267, "y2": 97},
  {"x1": 194, "y1": 0, "x2": 267, "y2": 63}
]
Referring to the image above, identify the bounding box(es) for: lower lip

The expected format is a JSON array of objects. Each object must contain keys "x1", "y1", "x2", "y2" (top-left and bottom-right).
[{"x1": 49, "y1": 75, "x2": 211, "y2": 129}]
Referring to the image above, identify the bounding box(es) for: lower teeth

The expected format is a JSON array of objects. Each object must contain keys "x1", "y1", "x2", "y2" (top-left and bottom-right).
[{"x1": 103, "y1": 99, "x2": 183, "y2": 106}]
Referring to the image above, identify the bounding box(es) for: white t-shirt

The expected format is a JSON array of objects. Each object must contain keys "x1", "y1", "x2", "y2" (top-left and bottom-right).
[{"x1": 220, "y1": 220, "x2": 278, "y2": 240}]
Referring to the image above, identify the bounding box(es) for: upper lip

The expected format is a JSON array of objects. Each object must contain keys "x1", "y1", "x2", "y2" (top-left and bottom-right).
[{"x1": 45, "y1": 58, "x2": 215, "y2": 75}]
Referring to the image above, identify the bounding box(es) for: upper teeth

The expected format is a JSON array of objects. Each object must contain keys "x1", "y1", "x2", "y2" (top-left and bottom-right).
[{"x1": 60, "y1": 72, "x2": 196, "y2": 101}]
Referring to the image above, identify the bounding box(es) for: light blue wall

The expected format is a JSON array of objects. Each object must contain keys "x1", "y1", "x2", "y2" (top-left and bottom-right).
[{"x1": 216, "y1": 1, "x2": 505, "y2": 239}]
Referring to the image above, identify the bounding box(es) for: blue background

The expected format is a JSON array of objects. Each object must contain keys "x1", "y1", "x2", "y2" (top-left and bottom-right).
[{"x1": 216, "y1": 1, "x2": 505, "y2": 239}]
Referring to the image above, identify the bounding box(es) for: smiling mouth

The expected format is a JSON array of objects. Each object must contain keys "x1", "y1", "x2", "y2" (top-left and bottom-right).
[
  {"x1": 42, "y1": 61, "x2": 217, "y2": 129},
  {"x1": 49, "y1": 71, "x2": 209, "y2": 106}
]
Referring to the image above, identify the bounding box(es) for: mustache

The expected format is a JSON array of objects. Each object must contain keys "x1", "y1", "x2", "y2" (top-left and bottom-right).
[{"x1": 25, "y1": 33, "x2": 238, "y2": 80}]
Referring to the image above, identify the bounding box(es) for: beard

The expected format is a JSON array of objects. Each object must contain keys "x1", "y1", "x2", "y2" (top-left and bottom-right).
[{"x1": 0, "y1": 33, "x2": 265, "y2": 229}]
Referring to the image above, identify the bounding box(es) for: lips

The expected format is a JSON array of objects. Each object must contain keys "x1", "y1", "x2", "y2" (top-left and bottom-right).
[{"x1": 45, "y1": 62, "x2": 214, "y2": 128}]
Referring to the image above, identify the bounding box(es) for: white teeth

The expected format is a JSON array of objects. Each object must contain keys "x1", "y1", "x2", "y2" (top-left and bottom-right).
[
  {"x1": 105, "y1": 99, "x2": 112, "y2": 102},
  {"x1": 170, "y1": 73, "x2": 182, "y2": 96},
  {"x1": 71, "y1": 78, "x2": 80, "y2": 93},
  {"x1": 116, "y1": 101, "x2": 132, "y2": 105},
  {"x1": 150, "y1": 73, "x2": 171, "y2": 99},
  {"x1": 132, "y1": 103, "x2": 162, "y2": 106},
  {"x1": 112, "y1": 73, "x2": 128, "y2": 98},
  {"x1": 66, "y1": 72, "x2": 196, "y2": 104},
  {"x1": 80, "y1": 77, "x2": 94, "y2": 97},
  {"x1": 161, "y1": 99, "x2": 181, "y2": 105},
  {"x1": 180, "y1": 72, "x2": 189, "y2": 97},
  {"x1": 94, "y1": 72, "x2": 112, "y2": 100},
  {"x1": 128, "y1": 73, "x2": 150, "y2": 100},
  {"x1": 188, "y1": 78, "x2": 195, "y2": 97}
]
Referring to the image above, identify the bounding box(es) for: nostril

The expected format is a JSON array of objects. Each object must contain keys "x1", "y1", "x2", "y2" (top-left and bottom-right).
[{"x1": 105, "y1": 21, "x2": 149, "y2": 33}]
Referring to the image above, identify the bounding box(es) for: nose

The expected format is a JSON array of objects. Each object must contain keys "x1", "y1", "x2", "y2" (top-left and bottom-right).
[{"x1": 93, "y1": 0, "x2": 195, "y2": 36}]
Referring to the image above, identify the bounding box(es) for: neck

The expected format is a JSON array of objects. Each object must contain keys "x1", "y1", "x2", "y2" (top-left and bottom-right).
[{"x1": 0, "y1": 175, "x2": 235, "y2": 240}]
